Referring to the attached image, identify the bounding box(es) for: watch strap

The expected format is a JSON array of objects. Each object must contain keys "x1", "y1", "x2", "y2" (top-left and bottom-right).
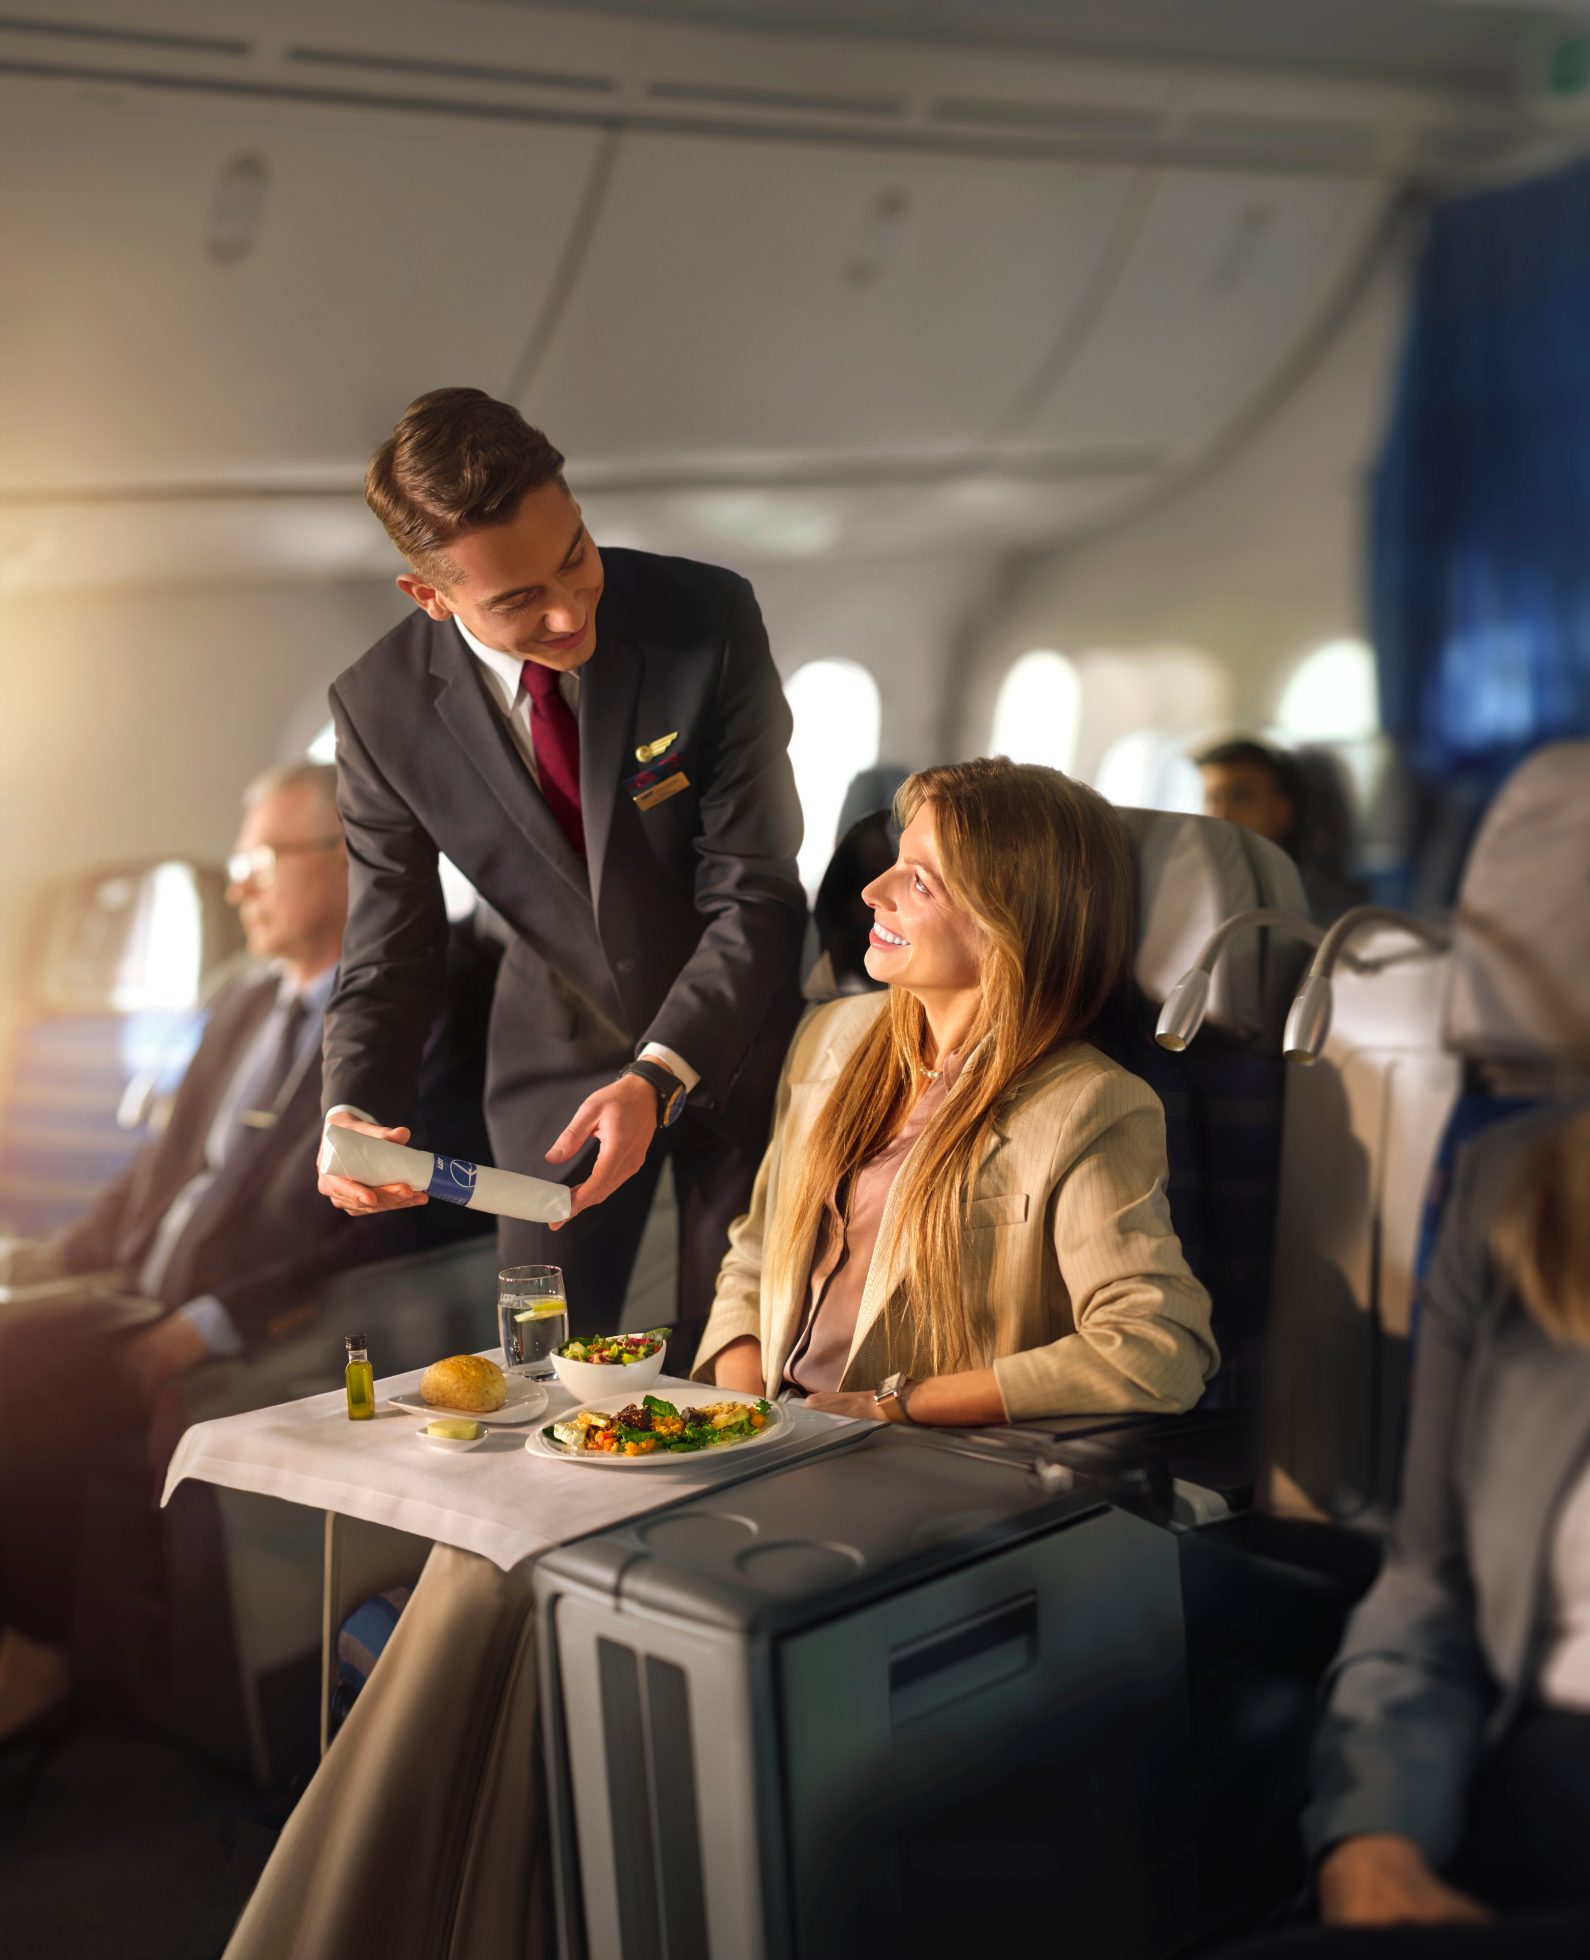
[{"x1": 622, "y1": 1058, "x2": 686, "y2": 1127}]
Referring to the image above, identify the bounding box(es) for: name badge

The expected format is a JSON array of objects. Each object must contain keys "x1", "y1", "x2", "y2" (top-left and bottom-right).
[{"x1": 633, "y1": 771, "x2": 690, "y2": 812}]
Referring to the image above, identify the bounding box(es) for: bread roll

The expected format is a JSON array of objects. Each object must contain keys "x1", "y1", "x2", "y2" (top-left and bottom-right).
[{"x1": 419, "y1": 1354, "x2": 507, "y2": 1413}]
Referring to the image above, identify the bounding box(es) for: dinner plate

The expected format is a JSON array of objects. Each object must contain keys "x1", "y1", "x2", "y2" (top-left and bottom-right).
[
  {"x1": 527, "y1": 1384, "x2": 789, "y2": 1467},
  {"x1": 388, "y1": 1378, "x2": 549, "y2": 1427}
]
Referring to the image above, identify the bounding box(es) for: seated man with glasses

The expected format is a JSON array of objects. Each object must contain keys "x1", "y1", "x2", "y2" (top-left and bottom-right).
[{"x1": 0, "y1": 761, "x2": 493, "y2": 1748}]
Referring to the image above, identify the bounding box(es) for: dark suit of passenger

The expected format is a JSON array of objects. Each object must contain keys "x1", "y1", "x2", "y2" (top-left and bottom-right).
[
  {"x1": 0, "y1": 937, "x2": 495, "y2": 1645},
  {"x1": 322, "y1": 548, "x2": 807, "y2": 1335}
]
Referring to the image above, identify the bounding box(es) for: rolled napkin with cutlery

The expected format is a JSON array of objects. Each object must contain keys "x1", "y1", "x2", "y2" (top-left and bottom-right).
[{"x1": 319, "y1": 1122, "x2": 572, "y2": 1225}]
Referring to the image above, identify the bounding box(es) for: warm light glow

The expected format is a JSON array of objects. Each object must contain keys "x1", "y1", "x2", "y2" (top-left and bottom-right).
[
  {"x1": 1277, "y1": 639, "x2": 1378, "y2": 741},
  {"x1": 784, "y1": 658, "x2": 882, "y2": 895},
  {"x1": 990, "y1": 650, "x2": 1080, "y2": 771}
]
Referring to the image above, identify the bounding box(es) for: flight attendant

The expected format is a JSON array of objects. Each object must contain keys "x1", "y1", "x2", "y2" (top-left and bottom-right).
[{"x1": 317, "y1": 388, "x2": 806, "y2": 1349}]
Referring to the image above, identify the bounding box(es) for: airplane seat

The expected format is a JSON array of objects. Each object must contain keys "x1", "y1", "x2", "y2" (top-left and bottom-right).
[
  {"x1": 1262, "y1": 739, "x2": 1590, "y2": 1537},
  {"x1": 0, "y1": 859, "x2": 241, "y2": 1239},
  {"x1": 74, "y1": 1232, "x2": 503, "y2": 1783},
  {"x1": 1172, "y1": 742, "x2": 1590, "y2": 1941},
  {"x1": 1101, "y1": 808, "x2": 1312, "y2": 1414}
]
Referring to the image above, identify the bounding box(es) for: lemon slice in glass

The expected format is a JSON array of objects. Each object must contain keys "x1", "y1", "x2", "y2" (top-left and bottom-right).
[{"x1": 512, "y1": 1299, "x2": 566, "y2": 1321}]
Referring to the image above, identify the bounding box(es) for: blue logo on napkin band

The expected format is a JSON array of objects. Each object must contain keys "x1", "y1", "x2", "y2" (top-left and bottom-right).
[{"x1": 427, "y1": 1157, "x2": 479, "y2": 1205}]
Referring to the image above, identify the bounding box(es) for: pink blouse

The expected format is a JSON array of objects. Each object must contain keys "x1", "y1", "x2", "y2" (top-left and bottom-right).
[{"x1": 783, "y1": 1062, "x2": 956, "y2": 1394}]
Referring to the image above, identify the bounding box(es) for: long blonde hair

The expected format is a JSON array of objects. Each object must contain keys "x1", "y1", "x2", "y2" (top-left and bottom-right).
[
  {"x1": 776, "y1": 758, "x2": 1135, "y2": 1375},
  {"x1": 1492, "y1": 1106, "x2": 1590, "y2": 1347}
]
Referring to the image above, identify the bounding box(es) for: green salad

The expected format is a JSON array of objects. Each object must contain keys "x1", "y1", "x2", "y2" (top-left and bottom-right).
[
  {"x1": 546, "y1": 1393, "x2": 772, "y2": 1457},
  {"x1": 555, "y1": 1329, "x2": 667, "y2": 1366}
]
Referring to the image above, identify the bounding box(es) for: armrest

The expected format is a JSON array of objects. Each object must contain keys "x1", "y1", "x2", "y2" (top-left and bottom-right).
[{"x1": 0, "y1": 1269, "x2": 125, "y2": 1309}]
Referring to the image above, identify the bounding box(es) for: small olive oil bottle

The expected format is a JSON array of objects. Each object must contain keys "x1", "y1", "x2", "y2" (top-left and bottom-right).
[{"x1": 345, "y1": 1333, "x2": 375, "y2": 1421}]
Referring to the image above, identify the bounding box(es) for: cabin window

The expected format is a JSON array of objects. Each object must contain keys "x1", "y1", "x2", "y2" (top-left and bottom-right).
[
  {"x1": 308, "y1": 721, "x2": 337, "y2": 762},
  {"x1": 990, "y1": 650, "x2": 1081, "y2": 772},
  {"x1": 1094, "y1": 732, "x2": 1203, "y2": 813},
  {"x1": 784, "y1": 658, "x2": 882, "y2": 895},
  {"x1": 1277, "y1": 639, "x2": 1379, "y2": 742}
]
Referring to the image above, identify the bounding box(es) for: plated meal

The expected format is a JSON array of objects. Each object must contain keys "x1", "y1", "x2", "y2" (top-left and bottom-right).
[{"x1": 544, "y1": 1392, "x2": 775, "y2": 1459}]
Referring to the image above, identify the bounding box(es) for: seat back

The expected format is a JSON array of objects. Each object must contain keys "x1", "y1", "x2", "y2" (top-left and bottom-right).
[
  {"x1": 0, "y1": 859, "x2": 240, "y2": 1236},
  {"x1": 1103, "y1": 812, "x2": 1311, "y2": 1406},
  {"x1": 1260, "y1": 740, "x2": 1590, "y2": 1528}
]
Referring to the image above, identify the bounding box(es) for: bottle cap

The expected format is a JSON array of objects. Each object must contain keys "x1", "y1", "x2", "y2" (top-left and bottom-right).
[{"x1": 344, "y1": 1333, "x2": 367, "y2": 1352}]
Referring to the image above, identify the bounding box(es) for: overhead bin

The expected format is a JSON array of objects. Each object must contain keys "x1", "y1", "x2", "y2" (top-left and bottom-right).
[
  {"x1": 1000, "y1": 169, "x2": 1387, "y2": 465},
  {"x1": 524, "y1": 131, "x2": 1138, "y2": 471},
  {"x1": 0, "y1": 80, "x2": 601, "y2": 491}
]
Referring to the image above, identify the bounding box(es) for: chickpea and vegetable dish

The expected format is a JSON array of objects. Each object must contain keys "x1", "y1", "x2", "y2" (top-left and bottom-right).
[{"x1": 547, "y1": 1393, "x2": 772, "y2": 1457}]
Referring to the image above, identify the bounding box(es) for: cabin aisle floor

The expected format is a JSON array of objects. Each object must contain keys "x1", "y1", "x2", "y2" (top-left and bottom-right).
[{"x1": 0, "y1": 1719, "x2": 284, "y2": 1958}]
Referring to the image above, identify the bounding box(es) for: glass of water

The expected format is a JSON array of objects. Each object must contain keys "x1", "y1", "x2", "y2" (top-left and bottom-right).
[{"x1": 498, "y1": 1264, "x2": 568, "y2": 1379}]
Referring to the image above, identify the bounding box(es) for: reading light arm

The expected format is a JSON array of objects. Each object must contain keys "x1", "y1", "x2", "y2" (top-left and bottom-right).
[
  {"x1": 1154, "y1": 908, "x2": 1328, "y2": 1052},
  {"x1": 1284, "y1": 907, "x2": 1453, "y2": 1064}
]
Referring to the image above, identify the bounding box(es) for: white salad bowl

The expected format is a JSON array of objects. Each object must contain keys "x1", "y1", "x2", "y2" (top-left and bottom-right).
[{"x1": 550, "y1": 1339, "x2": 667, "y2": 1402}]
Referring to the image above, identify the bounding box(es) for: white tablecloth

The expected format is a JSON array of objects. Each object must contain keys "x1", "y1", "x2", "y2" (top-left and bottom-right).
[{"x1": 162, "y1": 1360, "x2": 848, "y2": 1570}]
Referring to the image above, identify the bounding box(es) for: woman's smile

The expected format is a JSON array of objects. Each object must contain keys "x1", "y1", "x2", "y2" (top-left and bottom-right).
[{"x1": 869, "y1": 920, "x2": 909, "y2": 949}]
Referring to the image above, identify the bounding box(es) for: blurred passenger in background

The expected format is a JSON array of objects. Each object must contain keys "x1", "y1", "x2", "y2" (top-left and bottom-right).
[
  {"x1": 0, "y1": 763, "x2": 489, "y2": 1748},
  {"x1": 1219, "y1": 1102, "x2": 1590, "y2": 1958},
  {"x1": 700, "y1": 758, "x2": 1218, "y2": 1422},
  {"x1": 1197, "y1": 736, "x2": 1366, "y2": 924}
]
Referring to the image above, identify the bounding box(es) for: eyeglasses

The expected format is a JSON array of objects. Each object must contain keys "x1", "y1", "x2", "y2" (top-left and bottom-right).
[{"x1": 226, "y1": 838, "x2": 343, "y2": 890}]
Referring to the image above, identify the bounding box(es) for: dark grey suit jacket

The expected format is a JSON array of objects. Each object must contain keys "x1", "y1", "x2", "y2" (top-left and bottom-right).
[
  {"x1": 322, "y1": 548, "x2": 807, "y2": 1164},
  {"x1": 1303, "y1": 1102, "x2": 1590, "y2": 1868}
]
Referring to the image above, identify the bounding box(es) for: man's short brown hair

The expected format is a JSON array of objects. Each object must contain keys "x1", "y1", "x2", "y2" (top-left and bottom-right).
[{"x1": 364, "y1": 387, "x2": 566, "y2": 583}]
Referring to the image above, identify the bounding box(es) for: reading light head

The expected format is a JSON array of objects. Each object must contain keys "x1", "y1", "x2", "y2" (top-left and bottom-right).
[
  {"x1": 1155, "y1": 968, "x2": 1212, "y2": 1053},
  {"x1": 1284, "y1": 972, "x2": 1334, "y2": 1064}
]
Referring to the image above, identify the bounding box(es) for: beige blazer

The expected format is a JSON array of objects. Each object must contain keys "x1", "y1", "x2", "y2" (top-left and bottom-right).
[{"x1": 694, "y1": 995, "x2": 1218, "y2": 1422}]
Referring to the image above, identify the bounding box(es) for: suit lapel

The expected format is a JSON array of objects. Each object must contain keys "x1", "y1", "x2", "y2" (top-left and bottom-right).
[
  {"x1": 762, "y1": 1080, "x2": 830, "y2": 1386},
  {"x1": 427, "y1": 627, "x2": 588, "y2": 903}
]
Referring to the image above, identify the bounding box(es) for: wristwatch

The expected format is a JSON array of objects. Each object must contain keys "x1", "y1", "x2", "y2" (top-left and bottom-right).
[
  {"x1": 621, "y1": 1057, "x2": 687, "y2": 1129},
  {"x1": 874, "y1": 1371, "x2": 913, "y2": 1423}
]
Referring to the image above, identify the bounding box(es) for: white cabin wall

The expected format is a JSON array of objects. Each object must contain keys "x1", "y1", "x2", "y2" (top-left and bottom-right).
[
  {"x1": 0, "y1": 576, "x2": 400, "y2": 1049},
  {"x1": 748, "y1": 548, "x2": 998, "y2": 766},
  {"x1": 956, "y1": 223, "x2": 1417, "y2": 767}
]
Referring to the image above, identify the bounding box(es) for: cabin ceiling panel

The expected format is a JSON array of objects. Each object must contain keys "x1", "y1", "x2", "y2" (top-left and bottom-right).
[
  {"x1": 578, "y1": 471, "x2": 1151, "y2": 564},
  {"x1": 523, "y1": 132, "x2": 1138, "y2": 468},
  {"x1": 1000, "y1": 169, "x2": 1387, "y2": 464},
  {"x1": 0, "y1": 80, "x2": 601, "y2": 491}
]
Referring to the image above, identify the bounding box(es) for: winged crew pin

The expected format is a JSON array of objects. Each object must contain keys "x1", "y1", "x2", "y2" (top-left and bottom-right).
[{"x1": 635, "y1": 732, "x2": 679, "y2": 763}]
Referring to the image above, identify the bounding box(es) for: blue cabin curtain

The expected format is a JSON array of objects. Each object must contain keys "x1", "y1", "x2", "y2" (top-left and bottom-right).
[{"x1": 1372, "y1": 162, "x2": 1590, "y2": 785}]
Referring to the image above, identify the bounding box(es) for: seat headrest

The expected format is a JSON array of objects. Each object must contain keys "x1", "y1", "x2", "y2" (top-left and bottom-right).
[
  {"x1": 1120, "y1": 809, "x2": 1310, "y2": 1045},
  {"x1": 1445, "y1": 743, "x2": 1590, "y2": 1064}
]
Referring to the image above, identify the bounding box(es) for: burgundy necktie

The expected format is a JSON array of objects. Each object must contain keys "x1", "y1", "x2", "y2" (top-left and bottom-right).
[{"x1": 521, "y1": 660, "x2": 585, "y2": 859}]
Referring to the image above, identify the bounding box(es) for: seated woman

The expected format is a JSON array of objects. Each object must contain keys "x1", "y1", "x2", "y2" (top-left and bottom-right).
[
  {"x1": 696, "y1": 756, "x2": 1218, "y2": 1424},
  {"x1": 1218, "y1": 1102, "x2": 1590, "y2": 1959}
]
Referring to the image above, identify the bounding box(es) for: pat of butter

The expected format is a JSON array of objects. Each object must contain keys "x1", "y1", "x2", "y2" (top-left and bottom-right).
[{"x1": 425, "y1": 1418, "x2": 483, "y2": 1441}]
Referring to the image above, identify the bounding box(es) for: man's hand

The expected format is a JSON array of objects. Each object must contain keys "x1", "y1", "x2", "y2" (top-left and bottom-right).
[
  {"x1": 1318, "y1": 1835, "x2": 1491, "y2": 1928},
  {"x1": 544, "y1": 1074, "x2": 659, "y2": 1222},
  {"x1": 122, "y1": 1313, "x2": 211, "y2": 1407},
  {"x1": 317, "y1": 1109, "x2": 429, "y2": 1217}
]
